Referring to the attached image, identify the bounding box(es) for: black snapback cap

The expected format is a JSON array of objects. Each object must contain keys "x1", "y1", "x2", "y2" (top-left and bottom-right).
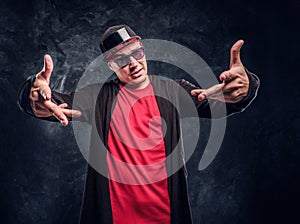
[{"x1": 99, "y1": 25, "x2": 141, "y2": 53}]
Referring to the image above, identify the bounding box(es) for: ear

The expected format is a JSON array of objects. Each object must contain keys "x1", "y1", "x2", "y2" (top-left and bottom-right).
[
  {"x1": 138, "y1": 40, "x2": 143, "y2": 48},
  {"x1": 107, "y1": 61, "x2": 115, "y2": 71}
]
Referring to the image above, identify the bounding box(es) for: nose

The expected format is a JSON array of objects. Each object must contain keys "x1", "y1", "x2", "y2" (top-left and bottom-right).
[{"x1": 128, "y1": 56, "x2": 138, "y2": 67}]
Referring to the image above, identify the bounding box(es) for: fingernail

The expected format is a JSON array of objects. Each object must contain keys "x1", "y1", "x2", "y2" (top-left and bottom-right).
[
  {"x1": 199, "y1": 94, "x2": 206, "y2": 101},
  {"x1": 74, "y1": 111, "x2": 82, "y2": 116},
  {"x1": 60, "y1": 120, "x2": 67, "y2": 126},
  {"x1": 40, "y1": 91, "x2": 47, "y2": 100}
]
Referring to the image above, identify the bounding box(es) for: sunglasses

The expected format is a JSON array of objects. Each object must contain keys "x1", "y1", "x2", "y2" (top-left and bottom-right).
[{"x1": 111, "y1": 47, "x2": 145, "y2": 68}]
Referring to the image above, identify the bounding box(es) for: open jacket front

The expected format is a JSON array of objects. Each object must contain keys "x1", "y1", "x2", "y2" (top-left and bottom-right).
[{"x1": 18, "y1": 72, "x2": 260, "y2": 224}]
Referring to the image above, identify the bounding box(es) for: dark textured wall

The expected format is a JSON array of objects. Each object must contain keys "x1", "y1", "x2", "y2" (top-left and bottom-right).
[{"x1": 1, "y1": 0, "x2": 299, "y2": 223}]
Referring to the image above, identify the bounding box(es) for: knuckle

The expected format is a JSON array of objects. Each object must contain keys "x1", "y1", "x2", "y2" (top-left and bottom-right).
[
  {"x1": 30, "y1": 91, "x2": 39, "y2": 101},
  {"x1": 46, "y1": 103, "x2": 57, "y2": 112},
  {"x1": 50, "y1": 105, "x2": 58, "y2": 112},
  {"x1": 234, "y1": 91, "x2": 240, "y2": 97}
]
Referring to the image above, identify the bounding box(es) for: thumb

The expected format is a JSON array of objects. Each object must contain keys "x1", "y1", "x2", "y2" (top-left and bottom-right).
[
  {"x1": 230, "y1": 40, "x2": 244, "y2": 68},
  {"x1": 41, "y1": 54, "x2": 53, "y2": 83}
]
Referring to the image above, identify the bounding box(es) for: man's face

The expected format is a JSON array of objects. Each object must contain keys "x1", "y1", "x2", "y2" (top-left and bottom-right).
[{"x1": 108, "y1": 41, "x2": 149, "y2": 89}]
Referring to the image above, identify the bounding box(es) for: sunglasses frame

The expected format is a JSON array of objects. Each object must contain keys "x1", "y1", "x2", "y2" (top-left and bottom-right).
[{"x1": 111, "y1": 47, "x2": 145, "y2": 68}]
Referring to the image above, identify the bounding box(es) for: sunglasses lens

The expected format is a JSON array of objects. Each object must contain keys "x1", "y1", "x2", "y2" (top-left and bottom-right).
[
  {"x1": 113, "y1": 47, "x2": 145, "y2": 68},
  {"x1": 115, "y1": 57, "x2": 130, "y2": 68},
  {"x1": 132, "y1": 48, "x2": 144, "y2": 60}
]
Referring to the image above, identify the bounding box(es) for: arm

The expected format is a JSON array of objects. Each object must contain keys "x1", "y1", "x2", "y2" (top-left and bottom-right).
[
  {"x1": 178, "y1": 70, "x2": 259, "y2": 118},
  {"x1": 17, "y1": 55, "x2": 82, "y2": 126},
  {"x1": 179, "y1": 40, "x2": 260, "y2": 118}
]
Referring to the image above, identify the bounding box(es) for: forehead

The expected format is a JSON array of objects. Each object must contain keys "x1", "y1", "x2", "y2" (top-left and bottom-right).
[{"x1": 114, "y1": 41, "x2": 142, "y2": 56}]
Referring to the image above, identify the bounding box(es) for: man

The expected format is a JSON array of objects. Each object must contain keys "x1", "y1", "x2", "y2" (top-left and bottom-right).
[{"x1": 18, "y1": 25, "x2": 259, "y2": 223}]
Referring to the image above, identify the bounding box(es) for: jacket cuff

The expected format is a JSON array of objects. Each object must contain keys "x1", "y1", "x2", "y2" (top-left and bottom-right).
[
  {"x1": 233, "y1": 68, "x2": 260, "y2": 109},
  {"x1": 17, "y1": 75, "x2": 36, "y2": 116}
]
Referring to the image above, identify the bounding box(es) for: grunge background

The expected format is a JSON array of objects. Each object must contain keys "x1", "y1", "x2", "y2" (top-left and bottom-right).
[{"x1": 0, "y1": 0, "x2": 299, "y2": 223}]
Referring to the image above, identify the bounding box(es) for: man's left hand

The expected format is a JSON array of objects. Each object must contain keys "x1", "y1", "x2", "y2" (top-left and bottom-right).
[{"x1": 191, "y1": 40, "x2": 249, "y2": 103}]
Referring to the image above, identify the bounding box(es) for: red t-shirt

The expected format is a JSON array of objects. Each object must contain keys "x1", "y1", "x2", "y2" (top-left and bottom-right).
[{"x1": 107, "y1": 83, "x2": 170, "y2": 223}]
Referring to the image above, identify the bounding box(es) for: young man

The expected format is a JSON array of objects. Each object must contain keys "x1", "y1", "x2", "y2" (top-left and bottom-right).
[{"x1": 18, "y1": 25, "x2": 259, "y2": 223}]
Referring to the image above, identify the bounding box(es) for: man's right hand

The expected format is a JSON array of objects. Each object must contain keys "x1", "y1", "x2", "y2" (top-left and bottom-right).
[{"x1": 29, "y1": 54, "x2": 81, "y2": 126}]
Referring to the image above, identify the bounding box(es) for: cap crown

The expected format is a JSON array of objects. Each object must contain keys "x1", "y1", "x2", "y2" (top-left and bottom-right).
[{"x1": 100, "y1": 25, "x2": 140, "y2": 53}]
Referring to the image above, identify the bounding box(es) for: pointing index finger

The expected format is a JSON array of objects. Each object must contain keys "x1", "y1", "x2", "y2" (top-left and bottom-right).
[
  {"x1": 192, "y1": 83, "x2": 226, "y2": 101},
  {"x1": 203, "y1": 83, "x2": 225, "y2": 98},
  {"x1": 43, "y1": 100, "x2": 69, "y2": 126}
]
